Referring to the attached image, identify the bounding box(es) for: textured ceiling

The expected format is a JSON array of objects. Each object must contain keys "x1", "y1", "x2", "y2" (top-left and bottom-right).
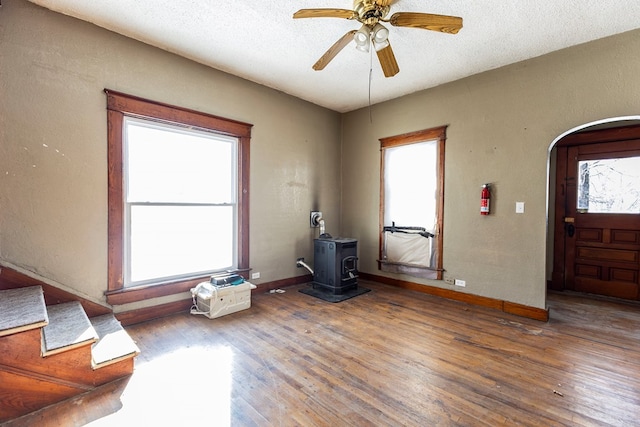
[{"x1": 28, "y1": 0, "x2": 640, "y2": 113}]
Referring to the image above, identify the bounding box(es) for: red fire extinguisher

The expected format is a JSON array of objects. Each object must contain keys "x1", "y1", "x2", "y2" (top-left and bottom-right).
[{"x1": 481, "y1": 184, "x2": 491, "y2": 215}]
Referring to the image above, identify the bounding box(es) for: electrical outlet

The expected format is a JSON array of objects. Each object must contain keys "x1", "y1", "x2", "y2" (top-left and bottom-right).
[
  {"x1": 251, "y1": 272, "x2": 260, "y2": 280},
  {"x1": 454, "y1": 279, "x2": 466, "y2": 287},
  {"x1": 297, "y1": 257, "x2": 304, "y2": 267},
  {"x1": 444, "y1": 278, "x2": 455, "y2": 285}
]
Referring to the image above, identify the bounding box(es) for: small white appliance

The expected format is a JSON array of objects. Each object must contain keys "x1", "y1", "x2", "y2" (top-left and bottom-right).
[{"x1": 190, "y1": 281, "x2": 256, "y2": 319}]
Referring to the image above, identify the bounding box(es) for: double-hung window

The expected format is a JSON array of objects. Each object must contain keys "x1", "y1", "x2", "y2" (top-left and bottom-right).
[
  {"x1": 124, "y1": 118, "x2": 237, "y2": 285},
  {"x1": 105, "y1": 91, "x2": 252, "y2": 304},
  {"x1": 379, "y1": 126, "x2": 446, "y2": 280}
]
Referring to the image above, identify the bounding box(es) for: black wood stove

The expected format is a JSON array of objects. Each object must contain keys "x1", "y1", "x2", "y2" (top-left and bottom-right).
[{"x1": 299, "y1": 236, "x2": 370, "y2": 302}]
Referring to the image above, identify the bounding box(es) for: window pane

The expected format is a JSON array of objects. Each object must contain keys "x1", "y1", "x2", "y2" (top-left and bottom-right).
[
  {"x1": 577, "y1": 157, "x2": 640, "y2": 213},
  {"x1": 126, "y1": 119, "x2": 236, "y2": 204},
  {"x1": 129, "y1": 205, "x2": 234, "y2": 284},
  {"x1": 384, "y1": 140, "x2": 438, "y2": 230}
]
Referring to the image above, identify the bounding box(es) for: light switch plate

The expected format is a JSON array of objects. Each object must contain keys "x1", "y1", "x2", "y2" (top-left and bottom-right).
[{"x1": 516, "y1": 202, "x2": 525, "y2": 214}]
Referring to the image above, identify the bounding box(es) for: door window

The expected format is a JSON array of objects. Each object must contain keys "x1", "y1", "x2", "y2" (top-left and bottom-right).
[{"x1": 577, "y1": 156, "x2": 640, "y2": 214}]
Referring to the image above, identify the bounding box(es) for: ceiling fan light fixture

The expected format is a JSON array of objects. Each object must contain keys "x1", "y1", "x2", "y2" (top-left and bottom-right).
[
  {"x1": 294, "y1": 3, "x2": 463, "y2": 76},
  {"x1": 355, "y1": 41, "x2": 370, "y2": 53},
  {"x1": 372, "y1": 23, "x2": 389, "y2": 44},
  {"x1": 354, "y1": 24, "x2": 371, "y2": 52}
]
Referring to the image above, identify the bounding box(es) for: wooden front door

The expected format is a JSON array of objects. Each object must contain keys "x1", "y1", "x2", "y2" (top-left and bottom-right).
[{"x1": 552, "y1": 126, "x2": 640, "y2": 300}]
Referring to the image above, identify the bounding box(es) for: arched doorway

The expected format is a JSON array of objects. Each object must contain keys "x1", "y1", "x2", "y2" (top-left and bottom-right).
[{"x1": 547, "y1": 117, "x2": 640, "y2": 300}]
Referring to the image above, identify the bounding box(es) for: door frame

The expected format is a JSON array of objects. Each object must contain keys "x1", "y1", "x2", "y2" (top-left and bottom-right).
[{"x1": 547, "y1": 117, "x2": 640, "y2": 293}]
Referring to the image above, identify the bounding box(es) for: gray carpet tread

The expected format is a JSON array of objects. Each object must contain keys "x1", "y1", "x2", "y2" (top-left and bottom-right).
[
  {"x1": 90, "y1": 314, "x2": 140, "y2": 368},
  {"x1": 0, "y1": 286, "x2": 48, "y2": 337},
  {"x1": 42, "y1": 301, "x2": 98, "y2": 356}
]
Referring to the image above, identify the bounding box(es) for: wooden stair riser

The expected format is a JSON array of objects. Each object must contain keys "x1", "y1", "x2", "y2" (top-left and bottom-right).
[
  {"x1": 0, "y1": 324, "x2": 135, "y2": 388},
  {"x1": 0, "y1": 285, "x2": 139, "y2": 423},
  {"x1": 0, "y1": 369, "x2": 87, "y2": 423}
]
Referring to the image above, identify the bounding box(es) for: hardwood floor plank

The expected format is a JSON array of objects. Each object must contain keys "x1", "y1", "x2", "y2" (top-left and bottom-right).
[{"x1": 6, "y1": 280, "x2": 640, "y2": 426}]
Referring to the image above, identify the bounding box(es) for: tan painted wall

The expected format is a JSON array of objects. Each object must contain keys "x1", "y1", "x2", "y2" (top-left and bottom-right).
[
  {"x1": 0, "y1": 0, "x2": 342, "y2": 307},
  {"x1": 341, "y1": 29, "x2": 640, "y2": 309},
  {"x1": 3, "y1": 0, "x2": 640, "y2": 312}
]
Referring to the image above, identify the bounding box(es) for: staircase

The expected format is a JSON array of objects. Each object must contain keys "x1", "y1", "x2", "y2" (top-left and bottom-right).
[{"x1": 0, "y1": 286, "x2": 139, "y2": 422}]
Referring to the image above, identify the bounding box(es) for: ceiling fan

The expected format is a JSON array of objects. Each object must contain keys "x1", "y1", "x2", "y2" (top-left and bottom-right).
[{"x1": 293, "y1": 0, "x2": 462, "y2": 77}]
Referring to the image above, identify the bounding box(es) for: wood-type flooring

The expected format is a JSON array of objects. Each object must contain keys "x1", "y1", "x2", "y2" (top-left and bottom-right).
[{"x1": 6, "y1": 280, "x2": 640, "y2": 426}]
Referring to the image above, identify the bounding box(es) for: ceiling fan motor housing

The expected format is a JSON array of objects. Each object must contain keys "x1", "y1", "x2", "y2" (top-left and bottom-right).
[{"x1": 354, "y1": 0, "x2": 389, "y2": 26}]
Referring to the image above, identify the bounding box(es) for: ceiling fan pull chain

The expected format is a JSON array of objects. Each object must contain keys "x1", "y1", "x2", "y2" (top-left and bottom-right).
[{"x1": 368, "y1": 48, "x2": 373, "y2": 123}]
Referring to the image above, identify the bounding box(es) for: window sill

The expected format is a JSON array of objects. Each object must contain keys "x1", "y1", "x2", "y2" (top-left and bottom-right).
[
  {"x1": 105, "y1": 276, "x2": 209, "y2": 305},
  {"x1": 378, "y1": 260, "x2": 441, "y2": 280}
]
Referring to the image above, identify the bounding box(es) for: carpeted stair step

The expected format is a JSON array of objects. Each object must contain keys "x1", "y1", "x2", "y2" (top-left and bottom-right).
[
  {"x1": 42, "y1": 302, "x2": 98, "y2": 357},
  {"x1": 90, "y1": 314, "x2": 140, "y2": 369},
  {"x1": 0, "y1": 286, "x2": 48, "y2": 337}
]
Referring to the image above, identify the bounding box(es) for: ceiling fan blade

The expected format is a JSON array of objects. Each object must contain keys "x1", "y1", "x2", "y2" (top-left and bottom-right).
[
  {"x1": 293, "y1": 9, "x2": 357, "y2": 20},
  {"x1": 376, "y1": 43, "x2": 399, "y2": 78},
  {"x1": 389, "y1": 12, "x2": 463, "y2": 34},
  {"x1": 313, "y1": 30, "x2": 357, "y2": 71}
]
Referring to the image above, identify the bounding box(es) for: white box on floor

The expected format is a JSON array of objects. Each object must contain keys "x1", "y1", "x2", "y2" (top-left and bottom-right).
[{"x1": 190, "y1": 281, "x2": 256, "y2": 319}]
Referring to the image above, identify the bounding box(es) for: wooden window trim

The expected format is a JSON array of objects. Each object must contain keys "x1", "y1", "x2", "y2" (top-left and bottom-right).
[
  {"x1": 378, "y1": 126, "x2": 446, "y2": 280},
  {"x1": 104, "y1": 90, "x2": 252, "y2": 305}
]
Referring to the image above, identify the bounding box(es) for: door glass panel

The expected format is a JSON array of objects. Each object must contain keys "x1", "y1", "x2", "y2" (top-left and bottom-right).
[{"x1": 577, "y1": 156, "x2": 640, "y2": 213}]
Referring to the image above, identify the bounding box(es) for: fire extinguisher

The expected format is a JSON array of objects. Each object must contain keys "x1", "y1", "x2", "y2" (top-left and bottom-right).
[{"x1": 481, "y1": 184, "x2": 491, "y2": 215}]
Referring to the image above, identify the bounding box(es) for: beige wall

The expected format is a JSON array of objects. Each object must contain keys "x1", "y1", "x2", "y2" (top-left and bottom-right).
[
  {"x1": 0, "y1": 0, "x2": 342, "y2": 308},
  {"x1": 3, "y1": 0, "x2": 640, "y2": 312},
  {"x1": 341, "y1": 29, "x2": 640, "y2": 309}
]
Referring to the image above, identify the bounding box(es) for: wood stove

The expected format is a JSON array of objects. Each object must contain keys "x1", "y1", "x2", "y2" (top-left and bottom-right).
[
  {"x1": 313, "y1": 237, "x2": 358, "y2": 294},
  {"x1": 299, "y1": 236, "x2": 370, "y2": 302}
]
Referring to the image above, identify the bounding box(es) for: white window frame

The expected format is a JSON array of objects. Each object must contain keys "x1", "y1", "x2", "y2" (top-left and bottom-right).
[{"x1": 122, "y1": 117, "x2": 240, "y2": 287}]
